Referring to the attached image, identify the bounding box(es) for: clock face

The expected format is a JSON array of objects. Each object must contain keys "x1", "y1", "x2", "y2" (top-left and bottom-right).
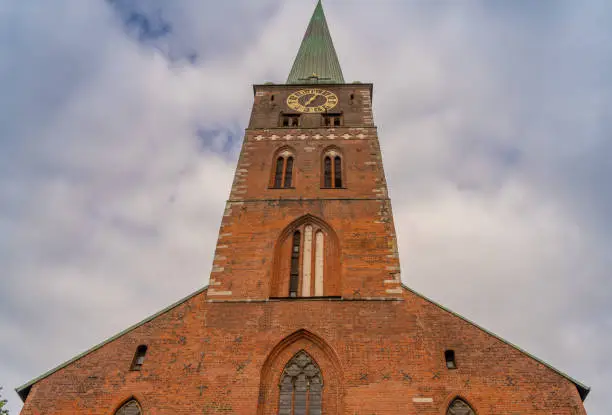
[{"x1": 286, "y1": 88, "x2": 339, "y2": 113}]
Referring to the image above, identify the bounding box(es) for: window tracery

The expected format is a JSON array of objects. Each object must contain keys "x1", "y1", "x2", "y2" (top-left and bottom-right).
[{"x1": 278, "y1": 351, "x2": 323, "y2": 415}]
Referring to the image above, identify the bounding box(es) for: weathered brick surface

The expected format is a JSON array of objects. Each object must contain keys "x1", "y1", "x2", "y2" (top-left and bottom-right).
[
  {"x1": 19, "y1": 290, "x2": 586, "y2": 414},
  {"x1": 19, "y1": 83, "x2": 587, "y2": 414}
]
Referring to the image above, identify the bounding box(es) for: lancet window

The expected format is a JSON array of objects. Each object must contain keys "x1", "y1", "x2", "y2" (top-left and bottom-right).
[
  {"x1": 115, "y1": 399, "x2": 142, "y2": 415},
  {"x1": 323, "y1": 149, "x2": 343, "y2": 188},
  {"x1": 447, "y1": 398, "x2": 476, "y2": 415},
  {"x1": 272, "y1": 149, "x2": 295, "y2": 188},
  {"x1": 287, "y1": 224, "x2": 326, "y2": 298},
  {"x1": 278, "y1": 351, "x2": 323, "y2": 415}
]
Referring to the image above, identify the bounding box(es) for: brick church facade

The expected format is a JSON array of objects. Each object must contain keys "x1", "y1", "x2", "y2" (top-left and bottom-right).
[{"x1": 16, "y1": 2, "x2": 589, "y2": 414}]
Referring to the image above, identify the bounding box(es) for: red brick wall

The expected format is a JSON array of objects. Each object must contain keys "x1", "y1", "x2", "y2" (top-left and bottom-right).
[
  {"x1": 19, "y1": 288, "x2": 586, "y2": 414},
  {"x1": 209, "y1": 84, "x2": 402, "y2": 301},
  {"x1": 19, "y1": 83, "x2": 587, "y2": 414}
]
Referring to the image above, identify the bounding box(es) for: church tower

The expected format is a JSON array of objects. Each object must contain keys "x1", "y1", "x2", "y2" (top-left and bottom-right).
[
  {"x1": 16, "y1": 2, "x2": 589, "y2": 414},
  {"x1": 207, "y1": 0, "x2": 402, "y2": 302}
]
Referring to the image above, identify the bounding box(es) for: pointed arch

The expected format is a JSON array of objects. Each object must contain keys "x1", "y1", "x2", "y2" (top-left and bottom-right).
[
  {"x1": 257, "y1": 329, "x2": 344, "y2": 415},
  {"x1": 321, "y1": 145, "x2": 344, "y2": 189},
  {"x1": 278, "y1": 350, "x2": 323, "y2": 414},
  {"x1": 442, "y1": 395, "x2": 478, "y2": 415},
  {"x1": 270, "y1": 145, "x2": 297, "y2": 189},
  {"x1": 109, "y1": 396, "x2": 143, "y2": 415},
  {"x1": 270, "y1": 214, "x2": 341, "y2": 298}
]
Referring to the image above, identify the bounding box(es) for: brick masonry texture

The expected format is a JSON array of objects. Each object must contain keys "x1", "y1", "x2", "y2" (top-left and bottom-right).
[
  {"x1": 19, "y1": 290, "x2": 586, "y2": 414},
  {"x1": 18, "y1": 82, "x2": 588, "y2": 414}
]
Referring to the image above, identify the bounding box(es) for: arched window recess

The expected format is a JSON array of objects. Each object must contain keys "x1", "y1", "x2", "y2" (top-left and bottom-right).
[
  {"x1": 271, "y1": 215, "x2": 341, "y2": 299},
  {"x1": 278, "y1": 351, "x2": 323, "y2": 415},
  {"x1": 322, "y1": 148, "x2": 343, "y2": 189},
  {"x1": 115, "y1": 399, "x2": 142, "y2": 415},
  {"x1": 447, "y1": 397, "x2": 476, "y2": 415},
  {"x1": 271, "y1": 148, "x2": 295, "y2": 189}
]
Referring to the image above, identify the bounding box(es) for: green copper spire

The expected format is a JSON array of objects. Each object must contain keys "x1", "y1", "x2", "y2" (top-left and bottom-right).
[{"x1": 287, "y1": 0, "x2": 345, "y2": 84}]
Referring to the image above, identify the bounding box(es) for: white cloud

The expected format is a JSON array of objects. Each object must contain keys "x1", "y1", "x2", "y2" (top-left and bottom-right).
[{"x1": 1, "y1": 1, "x2": 610, "y2": 413}]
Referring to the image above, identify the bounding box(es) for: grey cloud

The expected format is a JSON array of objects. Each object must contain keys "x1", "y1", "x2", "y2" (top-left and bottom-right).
[{"x1": 1, "y1": 1, "x2": 610, "y2": 414}]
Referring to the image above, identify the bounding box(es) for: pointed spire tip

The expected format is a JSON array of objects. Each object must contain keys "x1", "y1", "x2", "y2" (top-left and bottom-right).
[{"x1": 286, "y1": 0, "x2": 345, "y2": 84}]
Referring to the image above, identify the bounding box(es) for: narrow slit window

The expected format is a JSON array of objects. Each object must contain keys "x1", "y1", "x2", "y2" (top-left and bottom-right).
[
  {"x1": 289, "y1": 231, "x2": 301, "y2": 297},
  {"x1": 274, "y1": 157, "x2": 284, "y2": 188},
  {"x1": 445, "y1": 350, "x2": 456, "y2": 369},
  {"x1": 270, "y1": 94, "x2": 275, "y2": 102},
  {"x1": 334, "y1": 156, "x2": 342, "y2": 187},
  {"x1": 324, "y1": 156, "x2": 332, "y2": 188},
  {"x1": 284, "y1": 157, "x2": 294, "y2": 188},
  {"x1": 130, "y1": 345, "x2": 148, "y2": 371}
]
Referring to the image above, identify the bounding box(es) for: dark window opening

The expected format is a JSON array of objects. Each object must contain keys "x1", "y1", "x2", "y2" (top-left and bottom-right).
[
  {"x1": 279, "y1": 351, "x2": 322, "y2": 415},
  {"x1": 130, "y1": 345, "x2": 148, "y2": 371},
  {"x1": 273, "y1": 154, "x2": 294, "y2": 189},
  {"x1": 322, "y1": 114, "x2": 342, "y2": 127},
  {"x1": 284, "y1": 157, "x2": 294, "y2": 188},
  {"x1": 116, "y1": 399, "x2": 142, "y2": 415},
  {"x1": 270, "y1": 94, "x2": 275, "y2": 102},
  {"x1": 289, "y1": 231, "x2": 301, "y2": 297},
  {"x1": 445, "y1": 350, "x2": 456, "y2": 369},
  {"x1": 281, "y1": 114, "x2": 299, "y2": 127},
  {"x1": 323, "y1": 154, "x2": 343, "y2": 188},
  {"x1": 334, "y1": 156, "x2": 342, "y2": 188},
  {"x1": 447, "y1": 398, "x2": 475, "y2": 415},
  {"x1": 324, "y1": 156, "x2": 332, "y2": 188},
  {"x1": 274, "y1": 157, "x2": 284, "y2": 188}
]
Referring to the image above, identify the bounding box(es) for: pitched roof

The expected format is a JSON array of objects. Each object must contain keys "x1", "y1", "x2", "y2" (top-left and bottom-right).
[{"x1": 287, "y1": 0, "x2": 345, "y2": 84}]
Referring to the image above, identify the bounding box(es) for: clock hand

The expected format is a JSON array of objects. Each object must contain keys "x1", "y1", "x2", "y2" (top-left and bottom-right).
[{"x1": 304, "y1": 94, "x2": 318, "y2": 106}]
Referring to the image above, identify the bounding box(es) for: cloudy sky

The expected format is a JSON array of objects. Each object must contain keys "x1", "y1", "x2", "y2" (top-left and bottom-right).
[{"x1": 1, "y1": 0, "x2": 610, "y2": 413}]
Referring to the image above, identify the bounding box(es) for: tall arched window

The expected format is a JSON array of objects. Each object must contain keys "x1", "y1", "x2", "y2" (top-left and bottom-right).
[
  {"x1": 272, "y1": 149, "x2": 295, "y2": 189},
  {"x1": 278, "y1": 351, "x2": 322, "y2": 415},
  {"x1": 322, "y1": 149, "x2": 343, "y2": 188},
  {"x1": 447, "y1": 398, "x2": 476, "y2": 415},
  {"x1": 115, "y1": 399, "x2": 141, "y2": 415},
  {"x1": 271, "y1": 215, "x2": 341, "y2": 299},
  {"x1": 285, "y1": 224, "x2": 327, "y2": 298}
]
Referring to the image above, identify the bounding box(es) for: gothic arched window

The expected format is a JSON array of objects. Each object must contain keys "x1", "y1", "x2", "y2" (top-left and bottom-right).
[
  {"x1": 285, "y1": 224, "x2": 326, "y2": 298},
  {"x1": 271, "y1": 215, "x2": 340, "y2": 299},
  {"x1": 115, "y1": 399, "x2": 142, "y2": 415},
  {"x1": 322, "y1": 149, "x2": 343, "y2": 189},
  {"x1": 447, "y1": 398, "x2": 476, "y2": 415},
  {"x1": 272, "y1": 149, "x2": 295, "y2": 189},
  {"x1": 278, "y1": 351, "x2": 322, "y2": 415}
]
